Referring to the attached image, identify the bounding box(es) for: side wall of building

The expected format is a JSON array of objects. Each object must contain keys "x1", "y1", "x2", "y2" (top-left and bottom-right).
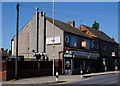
[
  {"x1": 45, "y1": 20, "x2": 64, "y2": 60},
  {"x1": 12, "y1": 12, "x2": 64, "y2": 60},
  {"x1": 12, "y1": 14, "x2": 37, "y2": 60}
]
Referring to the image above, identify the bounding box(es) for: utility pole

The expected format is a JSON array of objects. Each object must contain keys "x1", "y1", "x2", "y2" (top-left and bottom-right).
[
  {"x1": 15, "y1": 3, "x2": 19, "y2": 80},
  {"x1": 52, "y1": 0, "x2": 55, "y2": 76}
]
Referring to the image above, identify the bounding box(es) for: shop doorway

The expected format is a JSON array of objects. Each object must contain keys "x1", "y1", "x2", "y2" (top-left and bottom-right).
[{"x1": 64, "y1": 58, "x2": 72, "y2": 75}]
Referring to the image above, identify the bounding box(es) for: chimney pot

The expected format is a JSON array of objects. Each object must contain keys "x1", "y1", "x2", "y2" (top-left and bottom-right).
[
  {"x1": 68, "y1": 21, "x2": 75, "y2": 27},
  {"x1": 111, "y1": 36, "x2": 114, "y2": 41}
]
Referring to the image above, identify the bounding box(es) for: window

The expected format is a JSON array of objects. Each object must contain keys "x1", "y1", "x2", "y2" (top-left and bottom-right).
[
  {"x1": 64, "y1": 34, "x2": 70, "y2": 47},
  {"x1": 95, "y1": 44, "x2": 99, "y2": 50},
  {"x1": 103, "y1": 45, "x2": 107, "y2": 51},
  {"x1": 91, "y1": 42, "x2": 94, "y2": 49},
  {"x1": 119, "y1": 51, "x2": 120, "y2": 57},
  {"x1": 65, "y1": 36, "x2": 70, "y2": 43},
  {"x1": 113, "y1": 48, "x2": 117, "y2": 52},
  {"x1": 70, "y1": 35, "x2": 78, "y2": 47}
]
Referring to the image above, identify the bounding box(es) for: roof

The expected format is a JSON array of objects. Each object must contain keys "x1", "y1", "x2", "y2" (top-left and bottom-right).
[
  {"x1": 46, "y1": 17, "x2": 91, "y2": 39},
  {"x1": 81, "y1": 25, "x2": 117, "y2": 43}
]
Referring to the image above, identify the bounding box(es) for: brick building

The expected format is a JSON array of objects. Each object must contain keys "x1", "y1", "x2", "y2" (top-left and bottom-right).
[
  {"x1": 78, "y1": 25, "x2": 120, "y2": 71},
  {"x1": 11, "y1": 12, "x2": 119, "y2": 74}
]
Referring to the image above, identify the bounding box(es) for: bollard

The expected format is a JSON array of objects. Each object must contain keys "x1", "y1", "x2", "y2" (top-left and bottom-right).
[
  {"x1": 80, "y1": 70, "x2": 83, "y2": 78},
  {"x1": 56, "y1": 70, "x2": 59, "y2": 81},
  {"x1": 105, "y1": 66, "x2": 107, "y2": 72},
  {"x1": 115, "y1": 66, "x2": 118, "y2": 71}
]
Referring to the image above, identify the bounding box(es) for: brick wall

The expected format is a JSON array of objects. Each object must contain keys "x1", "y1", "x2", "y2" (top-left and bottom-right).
[
  {"x1": 0, "y1": 61, "x2": 53, "y2": 81},
  {"x1": 0, "y1": 61, "x2": 7, "y2": 81}
]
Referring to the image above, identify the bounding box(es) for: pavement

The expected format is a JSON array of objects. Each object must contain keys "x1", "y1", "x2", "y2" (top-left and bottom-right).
[
  {"x1": 2, "y1": 71, "x2": 119, "y2": 85},
  {"x1": 83, "y1": 70, "x2": 119, "y2": 77}
]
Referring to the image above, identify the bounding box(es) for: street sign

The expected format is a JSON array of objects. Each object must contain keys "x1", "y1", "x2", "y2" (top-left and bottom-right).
[
  {"x1": 81, "y1": 41, "x2": 86, "y2": 47},
  {"x1": 64, "y1": 55, "x2": 73, "y2": 57},
  {"x1": 112, "y1": 52, "x2": 115, "y2": 56}
]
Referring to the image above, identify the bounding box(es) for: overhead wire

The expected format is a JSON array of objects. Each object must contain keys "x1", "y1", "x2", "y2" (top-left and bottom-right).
[
  {"x1": 19, "y1": 3, "x2": 79, "y2": 18},
  {"x1": 18, "y1": 3, "x2": 114, "y2": 22},
  {"x1": 19, "y1": 3, "x2": 95, "y2": 28},
  {"x1": 19, "y1": 4, "x2": 35, "y2": 9}
]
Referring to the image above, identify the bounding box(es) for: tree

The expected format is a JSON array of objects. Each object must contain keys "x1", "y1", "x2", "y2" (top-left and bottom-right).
[
  {"x1": 4, "y1": 49, "x2": 8, "y2": 53},
  {"x1": 92, "y1": 21, "x2": 100, "y2": 30},
  {"x1": 1, "y1": 48, "x2": 4, "y2": 52}
]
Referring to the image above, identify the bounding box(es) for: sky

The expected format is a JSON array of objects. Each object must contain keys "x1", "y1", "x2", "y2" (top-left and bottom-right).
[
  {"x1": 1, "y1": 0, "x2": 120, "y2": 2},
  {"x1": 2, "y1": 2, "x2": 119, "y2": 49}
]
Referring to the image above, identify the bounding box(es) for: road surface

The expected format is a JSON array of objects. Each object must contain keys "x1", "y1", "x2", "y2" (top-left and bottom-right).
[
  {"x1": 2, "y1": 73, "x2": 119, "y2": 86},
  {"x1": 66, "y1": 73, "x2": 119, "y2": 84},
  {"x1": 52, "y1": 73, "x2": 120, "y2": 86}
]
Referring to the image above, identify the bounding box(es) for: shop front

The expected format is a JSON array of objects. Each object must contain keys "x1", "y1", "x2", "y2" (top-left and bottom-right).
[{"x1": 64, "y1": 50, "x2": 100, "y2": 75}]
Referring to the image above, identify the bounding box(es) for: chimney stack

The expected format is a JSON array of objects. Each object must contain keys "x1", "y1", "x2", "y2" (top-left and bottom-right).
[
  {"x1": 111, "y1": 36, "x2": 115, "y2": 41},
  {"x1": 68, "y1": 21, "x2": 75, "y2": 27}
]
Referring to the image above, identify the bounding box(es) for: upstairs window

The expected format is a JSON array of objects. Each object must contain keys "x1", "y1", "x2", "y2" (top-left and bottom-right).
[
  {"x1": 70, "y1": 35, "x2": 78, "y2": 47},
  {"x1": 113, "y1": 47, "x2": 117, "y2": 52},
  {"x1": 103, "y1": 45, "x2": 107, "y2": 51},
  {"x1": 119, "y1": 51, "x2": 120, "y2": 57},
  {"x1": 91, "y1": 41, "x2": 94, "y2": 49},
  {"x1": 65, "y1": 36, "x2": 70, "y2": 43},
  {"x1": 95, "y1": 44, "x2": 99, "y2": 50}
]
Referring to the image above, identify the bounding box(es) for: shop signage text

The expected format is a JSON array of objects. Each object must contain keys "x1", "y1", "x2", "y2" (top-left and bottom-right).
[
  {"x1": 72, "y1": 51, "x2": 99, "y2": 58},
  {"x1": 46, "y1": 37, "x2": 61, "y2": 45}
]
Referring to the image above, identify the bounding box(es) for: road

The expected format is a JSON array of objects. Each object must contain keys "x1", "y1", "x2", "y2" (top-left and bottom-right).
[
  {"x1": 2, "y1": 73, "x2": 119, "y2": 86},
  {"x1": 66, "y1": 73, "x2": 119, "y2": 84},
  {"x1": 52, "y1": 73, "x2": 119, "y2": 86}
]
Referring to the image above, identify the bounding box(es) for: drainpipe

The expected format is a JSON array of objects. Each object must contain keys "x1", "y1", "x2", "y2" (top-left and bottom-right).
[
  {"x1": 33, "y1": 10, "x2": 48, "y2": 61},
  {"x1": 11, "y1": 39, "x2": 14, "y2": 56},
  {"x1": 41, "y1": 12, "x2": 45, "y2": 53},
  {"x1": 36, "y1": 7, "x2": 38, "y2": 53}
]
